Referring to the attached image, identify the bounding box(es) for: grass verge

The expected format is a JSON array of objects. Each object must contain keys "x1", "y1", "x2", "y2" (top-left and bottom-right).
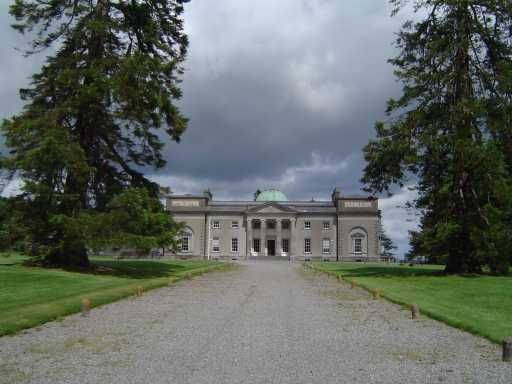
[
  {"x1": 0, "y1": 253, "x2": 230, "y2": 336},
  {"x1": 308, "y1": 262, "x2": 512, "y2": 344}
]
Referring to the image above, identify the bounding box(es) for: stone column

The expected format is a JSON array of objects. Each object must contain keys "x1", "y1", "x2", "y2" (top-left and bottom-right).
[
  {"x1": 290, "y1": 217, "x2": 296, "y2": 260},
  {"x1": 206, "y1": 215, "x2": 210, "y2": 260},
  {"x1": 261, "y1": 219, "x2": 267, "y2": 256},
  {"x1": 246, "y1": 217, "x2": 252, "y2": 258},
  {"x1": 276, "y1": 219, "x2": 282, "y2": 257}
]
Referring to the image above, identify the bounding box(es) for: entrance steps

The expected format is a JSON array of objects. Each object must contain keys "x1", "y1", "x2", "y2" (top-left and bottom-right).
[{"x1": 248, "y1": 256, "x2": 290, "y2": 261}]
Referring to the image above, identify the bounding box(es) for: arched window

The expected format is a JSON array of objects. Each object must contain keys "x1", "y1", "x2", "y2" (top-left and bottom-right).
[
  {"x1": 349, "y1": 227, "x2": 368, "y2": 255},
  {"x1": 180, "y1": 227, "x2": 193, "y2": 253}
]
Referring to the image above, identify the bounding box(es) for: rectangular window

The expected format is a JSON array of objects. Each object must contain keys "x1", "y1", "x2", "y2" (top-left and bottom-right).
[
  {"x1": 212, "y1": 237, "x2": 220, "y2": 253},
  {"x1": 282, "y1": 239, "x2": 289, "y2": 253},
  {"x1": 253, "y1": 238, "x2": 261, "y2": 253},
  {"x1": 322, "y1": 239, "x2": 330, "y2": 254},
  {"x1": 354, "y1": 238, "x2": 362, "y2": 253},
  {"x1": 180, "y1": 236, "x2": 190, "y2": 253},
  {"x1": 323, "y1": 221, "x2": 331, "y2": 230},
  {"x1": 212, "y1": 220, "x2": 220, "y2": 229},
  {"x1": 304, "y1": 238, "x2": 311, "y2": 254},
  {"x1": 281, "y1": 221, "x2": 290, "y2": 230},
  {"x1": 267, "y1": 221, "x2": 275, "y2": 229},
  {"x1": 231, "y1": 238, "x2": 238, "y2": 252},
  {"x1": 231, "y1": 221, "x2": 239, "y2": 228},
  {"x1": 304, "y1": 221, "x2": 311, "y2": 230},
  {"x1": 253, "y1": 221, "x2": 261, "y2": 229}
]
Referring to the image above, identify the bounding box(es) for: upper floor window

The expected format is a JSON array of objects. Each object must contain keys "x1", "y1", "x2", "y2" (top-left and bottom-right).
[
  {"x1": 304, "y1": 221, "x2": 311, "y2": 230},
  {"x1": 322, "y1": 239, "x2": 330, "y2": 254},
  {"x1": 281, "y1": 221, "x2": 290, "y2": 230},
  {"x1": 231, "y1": 221, "x2": 239, "y2": 228},
  {"x1": 323, "y1": 221, "x2": 331, "y2": 230},
  {"x1": 212, "y1": 220, "x2": 220, "y2": 229},
  {"x1": 231, "y1": 238, "x2": 239, "y2": 252},
  {"x1": 304, "y1": 238, "x2": 311, "y2": 254},
  {"x1": 253, "y1": 221, "x2": 261, "y2": 229}
]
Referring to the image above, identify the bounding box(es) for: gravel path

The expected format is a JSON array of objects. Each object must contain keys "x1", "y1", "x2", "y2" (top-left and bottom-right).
[{"x1": 0, "y1": 261, "x2": 511, "y2": 384}]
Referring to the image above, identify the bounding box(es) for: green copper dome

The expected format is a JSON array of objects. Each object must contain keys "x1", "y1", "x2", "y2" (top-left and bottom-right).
[{"x1": 255, "y1": 188, "x2": 288, "y2": 202}]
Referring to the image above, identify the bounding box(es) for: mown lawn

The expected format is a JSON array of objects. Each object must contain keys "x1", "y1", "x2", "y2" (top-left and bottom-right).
[
  {"x1": 0, "y1": 253, "x2": 227, "y2": 336},
  {"x1": 311, "y1": 262, "x2": 512, "y2": 344}
]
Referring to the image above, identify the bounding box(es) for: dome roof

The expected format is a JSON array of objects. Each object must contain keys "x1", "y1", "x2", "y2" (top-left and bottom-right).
[{"x1": 256, "y1": 188, "x2": 288, "y2": 202}]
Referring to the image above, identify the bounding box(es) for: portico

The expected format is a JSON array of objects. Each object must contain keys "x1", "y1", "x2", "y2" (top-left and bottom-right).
[{"x1": 246, "y1": 218, "x2": 293, "y2": 257}]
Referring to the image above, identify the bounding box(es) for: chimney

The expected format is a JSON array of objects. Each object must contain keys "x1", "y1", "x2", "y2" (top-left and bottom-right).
[
  {"x1": 203, "y1": 189, "x2": 213, "y2": 201},
  {"x1": 331, "y1": 187, "x2": 341, "y2": 206}
]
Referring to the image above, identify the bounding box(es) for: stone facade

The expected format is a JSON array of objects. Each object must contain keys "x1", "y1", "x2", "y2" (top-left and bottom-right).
[{"x1": 166, "y1": 188, "x2": 381, "y2": 262}]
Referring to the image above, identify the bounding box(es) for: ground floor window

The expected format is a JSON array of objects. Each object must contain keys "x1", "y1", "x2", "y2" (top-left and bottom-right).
[
  {"x1": 212, "y1": 237, "x2": 220, "y2": 253},
  {"x1": 282, "y1": 239, "x2": 289, "y2": 253},
  {"x1": 231, "y1": 238, "x2": 239, "y2": 252},
  {"x1": 354, "y1": 238, "x2": 362, "y2": 253},
  {"x1": 304, "y1": 238, "x2": 311, "y2": 254},
  {"x1": 253, "y1": 238, "x2": 261, "y2": 253},
  {"x1": 180, "y1": 235, "x2": 190, "y2": 253},
  {"x1": 322, "y1": 239, "x2": 330, "y2": 254}
]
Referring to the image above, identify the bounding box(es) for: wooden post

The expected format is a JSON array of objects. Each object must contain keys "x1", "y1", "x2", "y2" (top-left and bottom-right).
[
  {"x1": 411, "y1": 304, "x2": 420, "y2": 319},
  {"x1": 372, "y1": 288, "x2": 380, "y2": 299},
  {"x1": 351, "y1": 280, "x2": 357, "y2": 289},
  {"x1": 137, "y1": 286, "x2": 144, "y2": 297},
  {"x1": 503, "y1": 337, "x2": 512, "y2": 362},
  {"x1": 81, "y1": 298, "x2": 91, "y2": 317}
]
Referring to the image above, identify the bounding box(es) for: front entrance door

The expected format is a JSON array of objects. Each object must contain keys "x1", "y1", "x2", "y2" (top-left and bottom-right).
[{"x1": 267, "y1": 240, "x2": 276, "y2": 256}]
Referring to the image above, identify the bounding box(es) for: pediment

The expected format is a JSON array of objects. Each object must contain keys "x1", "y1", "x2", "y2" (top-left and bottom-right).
[{"x1": 248, "y1": 202, "x2": 296, "y2": 214}]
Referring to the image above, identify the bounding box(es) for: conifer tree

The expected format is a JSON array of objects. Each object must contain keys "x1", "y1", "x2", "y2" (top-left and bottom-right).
[
  {"x1": 1, "y1": 0, "x2": 189, "y2": 266},
  {"x1": 379, "y1": 226, "x2": 397, "y2": 261},
  {"x1": 362, "y1": 0, "x2": 512, "y2": 274}
]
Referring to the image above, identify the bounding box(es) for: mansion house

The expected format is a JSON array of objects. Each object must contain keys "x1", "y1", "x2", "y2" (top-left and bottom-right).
[{"x1": 165, "y1": 188, "x2": 381, "y2": 261}]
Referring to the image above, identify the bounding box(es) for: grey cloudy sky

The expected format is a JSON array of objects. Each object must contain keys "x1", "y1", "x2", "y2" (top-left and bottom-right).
[{"x1": 0, "y1": 0, "x2": 419, "y2": 257}]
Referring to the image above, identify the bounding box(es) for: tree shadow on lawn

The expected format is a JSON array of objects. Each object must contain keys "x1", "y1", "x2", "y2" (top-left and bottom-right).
[
  {"x1": 322, "y1": 263, "x2": 511, "y2": 279},
  {"x1": 1, "y1": 255, "x2": 203, "y2": 279},
  {"x1": 332, "y1": 265, "x2": 446, "y2": 279},
  {"x1": 90, "y1": 259, "x2": 195, "y2": 279},
  {"x1": 0, "y1": 254, "x2": 208, "y2": 279}
]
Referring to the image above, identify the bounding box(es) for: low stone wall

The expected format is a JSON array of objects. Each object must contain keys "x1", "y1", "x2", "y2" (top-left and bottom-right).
[
  {"x1": 340, "y1": 255, "x2": 381, "y2": 262},
  {"x1": 293, "y1": 255, "x2": 337, "y2": 262}
]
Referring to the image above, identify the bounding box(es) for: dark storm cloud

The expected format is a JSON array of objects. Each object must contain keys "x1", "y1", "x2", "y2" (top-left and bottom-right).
[
  {"x1": 157, "y1": 0, "x2": 410, "y2": 195},
  {"x1": 0, "y1": 0, "x2": 419, "y2": 256},
  {"x1": 0, "y1": 3, "x2": 48, "y2": 148}
]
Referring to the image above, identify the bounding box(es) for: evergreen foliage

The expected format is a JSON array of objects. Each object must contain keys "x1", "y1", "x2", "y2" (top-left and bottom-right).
[
  {"x1": 379, "y1": 226, "x2": 397, "y2": 261},
  {"x1": 362, "y1": 0, "x2": 512, "y2": 274},
  {"x1": 1, "y1": 0, "x2": 189, "y2": 266}
]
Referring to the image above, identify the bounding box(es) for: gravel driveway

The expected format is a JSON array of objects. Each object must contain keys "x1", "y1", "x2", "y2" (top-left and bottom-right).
[{"x1": 0, "y1": 261, "x2": 511, "y2": 384}]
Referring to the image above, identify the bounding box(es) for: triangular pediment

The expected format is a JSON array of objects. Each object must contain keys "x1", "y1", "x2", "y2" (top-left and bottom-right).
[{"x1": 248, "y1": 202, "x2": 296, "y2": 213}]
